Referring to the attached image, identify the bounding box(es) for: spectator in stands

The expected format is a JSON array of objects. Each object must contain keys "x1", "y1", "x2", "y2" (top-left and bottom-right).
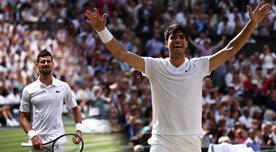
[
  {"x1": 108, "y1": 106, "x2": 122, "y2": 132},
  {"x1": 7, "y1": 87, "x2": 20, "y2": 104},
  {"x1": 175, "y1": 5, "x2": 187, "y2": 26},
  {"x1": 261, "y1": 123, "x2": 273, "y2": 146},
  {"x1": 206, "y1": 9, "x2": 218, "y2": 34},
  {"x1": 218, "y1": 0, "x2": 234, "y2": 14},
  {"x1": 238, "y1": 107, "x2": 253, "y2": 129},
  {"x1": 107, "y1": 10, "x2": 126, "y2": 32},
  {"x1": 231, "y1": 6, "x2": 246, "y2": 34},
  {"x1": 120, "y1": 32, "x2": 134, "y2": 53},
  {"x1": 234, "y1": 128, "x2": 247, "y2": 144},
  {"x1": 263, "y1": 109, "x2": 275, "y2": 125},
  {"x1": 228, "y1": 110, "x2": 241, "y2": 128},
  {"x1": 145, "y1": 31, "x2": 166, "y2": 57},
  {"x1": 201, "y1": 120, "x2": 216, "y2": 147},
  {"x1": 163, "y1": 8, "x2": 177, "y2": 29},
  {"x1": 0, "y1": 88, "x2": 19, "y2": 127},
  {"x1": 253, "y1": 66, "x2": 265, "y2": 89},
  {"x1": 217, "y1": 16, "x2": 235, "y2": 35},
  {"x1": 265, "y1": 89, "x2": 276, "y2": 112},
  {"x1": 225, "y1": 66, "x2": 237, "y2": 87},
  {"x1": 259, "y1": 44, "x2": 276, "y2": 75},
  {"x1": 136, "y1": 0, "x2": 153, "y2": 32},
  {"x1": 262, "y1": 70, "x2": 276, "y2": 94},
  {"x1": 229, "y1": 74, "x2": 244, "y2": 96},
  {"x1": 268, "y1": 125, "x2": 276, "y2": 146},
  {"x1": 194, "y1": 32, "x2": 211, "y2": 47},
  {"x1": 188, "y1": 35, "x2": 225, "y2": 56},
  {"x1": 221, "y1": 87, "x2": 239, "y2": 102},
  {"x1": 244, "y1": 128, "x2": 261, "y2": 151}
]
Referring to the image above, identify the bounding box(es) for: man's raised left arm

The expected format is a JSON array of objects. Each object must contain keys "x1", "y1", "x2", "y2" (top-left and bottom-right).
[{"x1": 209, "y1": 1, "x2": 271, "y2": 71}]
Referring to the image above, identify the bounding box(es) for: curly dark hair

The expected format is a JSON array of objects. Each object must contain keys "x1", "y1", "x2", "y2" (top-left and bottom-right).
[{"x1": 164, "y1": 24, "x2": 188, "y2": 41}]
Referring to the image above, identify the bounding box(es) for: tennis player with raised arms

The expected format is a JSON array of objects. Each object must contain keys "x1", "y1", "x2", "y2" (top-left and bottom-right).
[
  {"x1": 85, "y1": 1, "x2": 271, "y2": 152},
  {"x1": 19, "y1": 50, "x2": 83, "y2": 151}
]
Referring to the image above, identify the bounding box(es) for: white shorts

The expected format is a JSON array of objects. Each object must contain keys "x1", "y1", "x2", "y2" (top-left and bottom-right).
[{"x1": 148, "y1": 134, "x2": 202, "y2": 152}]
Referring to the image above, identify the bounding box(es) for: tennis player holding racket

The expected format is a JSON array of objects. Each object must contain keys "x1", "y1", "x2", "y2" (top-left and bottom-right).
[
  {"x1": 85, "y1": 1, "x2": 271, "y2": 152},
  {"x1": 19, "y1": 50, "x2": 83, "y2": 151}
]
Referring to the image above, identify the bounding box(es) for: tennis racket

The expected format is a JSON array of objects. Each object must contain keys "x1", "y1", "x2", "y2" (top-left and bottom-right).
[{"x1": 21, "y1": 133, "x2": 84, "y2": 152}]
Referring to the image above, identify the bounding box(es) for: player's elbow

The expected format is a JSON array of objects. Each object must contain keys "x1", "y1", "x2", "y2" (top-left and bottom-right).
[
  {"x1": 224, "y1": 45, "x2": 241, "y2": 56},
  {"x1": 226, "y1": 39, "x2": 246, "y2": 53}
]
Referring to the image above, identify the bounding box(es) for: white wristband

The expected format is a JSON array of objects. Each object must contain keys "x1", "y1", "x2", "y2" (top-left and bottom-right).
[
  {"x1": 97, "y1": 27, "x2": 113, "y2": 43},
  {"x1": 76, "y1": 123, "x2": 83, "y2": 132},
  {"x1": 27, "y1": 130, "x2": 37, "y2": 139}
]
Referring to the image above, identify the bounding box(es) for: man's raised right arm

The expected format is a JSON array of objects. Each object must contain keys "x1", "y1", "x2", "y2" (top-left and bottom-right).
[{"x1": 85, "y1": 8, "x2": 145, "y2": 73}]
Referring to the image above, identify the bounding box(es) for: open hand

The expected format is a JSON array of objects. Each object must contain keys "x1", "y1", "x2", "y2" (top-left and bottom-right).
[
  {"x1": 85, "y1": 8, "x2": 106, "y2": 32},
  {"x1": 248, "y1": 1, "x2": 271, "y2": 24}
]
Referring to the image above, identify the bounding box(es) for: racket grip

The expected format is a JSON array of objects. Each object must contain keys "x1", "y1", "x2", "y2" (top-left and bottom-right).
[{"x1": 21, "y1": 143, "x2": 33, "y2": 147}]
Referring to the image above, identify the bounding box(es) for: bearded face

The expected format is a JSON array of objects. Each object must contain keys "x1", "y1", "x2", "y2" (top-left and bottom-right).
[{"x1": 36, "y1": 56, "x2": 53, "y2": 76}]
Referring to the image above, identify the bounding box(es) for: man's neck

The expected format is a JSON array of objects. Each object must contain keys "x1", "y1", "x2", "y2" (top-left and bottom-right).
[
  {"x1": 39, "y1": 74, "x2": 53, "y2": 86},
  {"x1": 170, "y1": 57, "x2": 185, "y2": 67}
]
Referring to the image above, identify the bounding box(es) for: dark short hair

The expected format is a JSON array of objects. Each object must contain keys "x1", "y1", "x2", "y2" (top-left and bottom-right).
[
  {"x1": 37, "y1": 50, "x2": 53, "y2": 63},
  {"x1": 164, "y1": 24, "x2": 188, "y2": 41}
]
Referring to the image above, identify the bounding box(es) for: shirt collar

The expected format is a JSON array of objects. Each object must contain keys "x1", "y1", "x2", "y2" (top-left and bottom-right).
[
  {"x1": 37, "y1": 76, "x2": 58, "y2": 88},
  {"x1": 166, "y1": 57, "x2": 189, "y2": 69}
]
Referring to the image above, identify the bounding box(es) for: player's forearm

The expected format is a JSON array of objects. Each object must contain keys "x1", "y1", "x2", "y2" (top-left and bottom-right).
[
  {"x1": 225, "y1": 20, "x2": 256, "y2": 55},
  {"x1": 72, "y1": 106, "x2": 83, "y2": 134},
  {"x1": 19, "y1": 112, "x2": 33, "y2": 133},
  {"x1": 72, "y1": 106, "x2": 82, "y2": 124},
  {"x1": 96, "y1": 26, "x2": 129, "y2": 62},
  {"x1": 105, "y1": 38, "x2": 129, "y2": 61}
]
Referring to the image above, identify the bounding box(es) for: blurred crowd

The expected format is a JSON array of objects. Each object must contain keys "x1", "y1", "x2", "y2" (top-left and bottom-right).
[{"x1": 0, "y1": 0, "x2": 276, "y2": 151}]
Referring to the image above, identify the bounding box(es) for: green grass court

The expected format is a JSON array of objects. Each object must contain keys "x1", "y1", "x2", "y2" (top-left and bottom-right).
[{"x1": 0, "y1": 126, "x2": 130, "y2": 152}]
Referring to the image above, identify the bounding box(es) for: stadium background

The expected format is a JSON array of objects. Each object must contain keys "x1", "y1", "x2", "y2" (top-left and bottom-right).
[{"x1": 0, "y1": 0, "x2": 276, "y2": 151}]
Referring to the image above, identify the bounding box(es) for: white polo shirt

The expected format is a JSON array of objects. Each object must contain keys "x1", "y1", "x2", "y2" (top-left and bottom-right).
[
  {"x1": 142, "y1": 56, "x2": 211, "y2": 136},
  {"x1": 19, "y1": 77, "x2": 77, "y2": 143}
]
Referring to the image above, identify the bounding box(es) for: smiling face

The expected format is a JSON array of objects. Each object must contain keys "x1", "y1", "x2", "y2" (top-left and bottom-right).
[
  {"x1": 165, "y1": 31, "x2": 188, "y2": 60},
  {"x1": 36, "y1": 56, "x2": 53, "y2": 76}
]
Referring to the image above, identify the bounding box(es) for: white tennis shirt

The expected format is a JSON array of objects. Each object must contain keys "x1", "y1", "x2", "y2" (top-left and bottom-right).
[
  {"x1": 142, "y1": 56, "x2": 211, "y2": 135},
  {"x1": 19, "y1": 77, "x2": 77, "y2": 142}
]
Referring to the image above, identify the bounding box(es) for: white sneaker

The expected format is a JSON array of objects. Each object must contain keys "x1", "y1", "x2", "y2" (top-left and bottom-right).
[
  {"x1": 11, "y1": 118, "x2": 19, "y2": 126},
  {"x1": 6, "y1": 119, "x2": 14, "y2": 127}
]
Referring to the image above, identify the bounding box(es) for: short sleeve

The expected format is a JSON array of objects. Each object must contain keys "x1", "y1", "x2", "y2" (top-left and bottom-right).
[
  {"x1": 141, "y1": 57, "x2": 156, "y2": 78},
  {"x1": 193, "y1": 56, "x2": 211, "y2": 77},
  {"x1": 64, "y1": 84, "x2": 78, "y2": 109},
  {"x1": 19, "y1": 88, "x2": 31, "y2": 112}
]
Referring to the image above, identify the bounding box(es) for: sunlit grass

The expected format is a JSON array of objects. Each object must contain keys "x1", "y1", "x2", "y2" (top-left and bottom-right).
[{"x1": 0, "y1": 126, "x2": 130, "y2": 152}]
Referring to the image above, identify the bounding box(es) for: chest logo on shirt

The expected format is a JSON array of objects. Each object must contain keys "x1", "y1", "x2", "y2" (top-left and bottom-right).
[
  {"x1": 185, "y1": 62, "x2": 192, "y2": 72},
  {"x1": 56, "y1": 90, "x2": 60, "y2": 93}
]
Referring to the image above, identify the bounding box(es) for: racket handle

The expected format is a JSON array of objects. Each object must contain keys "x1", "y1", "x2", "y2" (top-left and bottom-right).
[{"x1": 21, "y1": 143, "x2": 33, "y2": 147}]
